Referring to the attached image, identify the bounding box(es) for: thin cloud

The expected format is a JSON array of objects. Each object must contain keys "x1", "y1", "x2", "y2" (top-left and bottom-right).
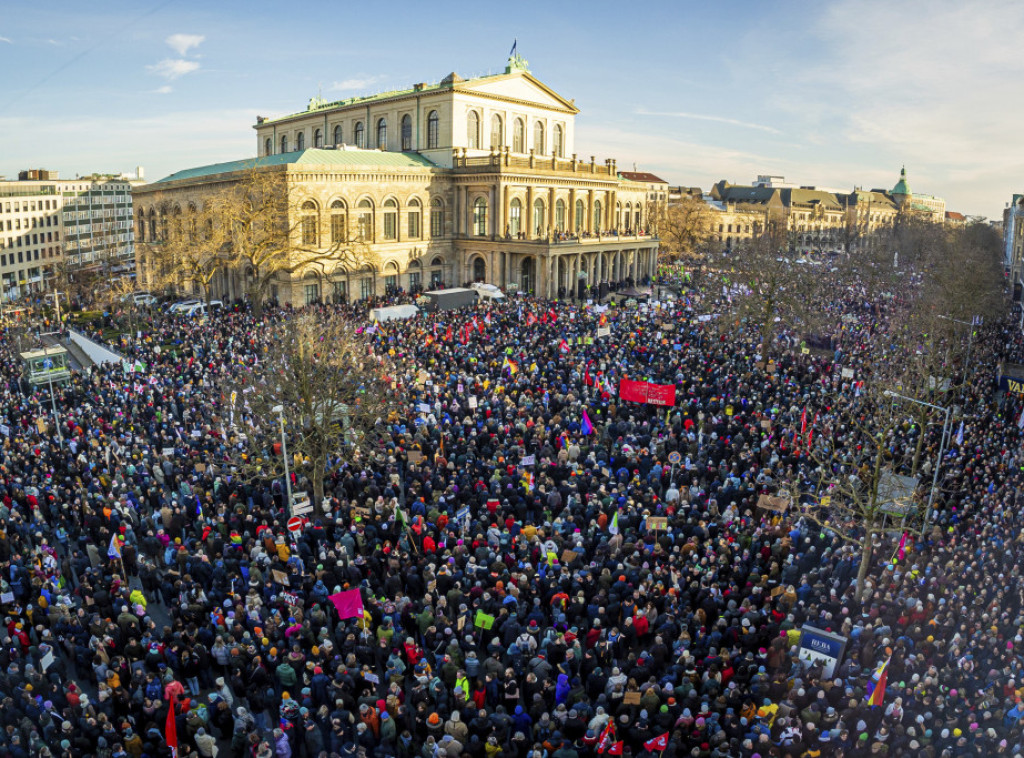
[
  {"x1": 329, "y1": 76, "x2": 384, "y2": 92},
  {"x1": 147, "y1": 59, "x2": 200, "y2": 81},
  {"x1": 154, "y1": 85, "x2": 173, "y2": 95},
  {"x1": 166, "y1": 33, "x2": 204, "y2": 56},
  {"x1": 0, "y1": 37, "x2": 11, "y2": 45},
  {"x1": 635, "y1": 108, "x2": 781, "y2": 135}
]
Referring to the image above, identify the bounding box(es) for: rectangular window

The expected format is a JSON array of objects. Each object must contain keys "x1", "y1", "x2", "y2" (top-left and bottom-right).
[
  {"x1": 430, "y1": 207, "x2": 443, "y2": 238},
  {"x1": 304, "y1": 283, "x2": 320, "y2": 305},
  {"x1": 301, "y1": 216, "x2": 317, "y2": 246},
  {"x1": 383, "y1": 212, "x2": 397, "y2": 240},
  {"x1": 384, "y1": 274, "x2": 397, "y2": 291},
  {"x1": 408, "y1": 271, "x2": 421, "y2": 291},
  {"x1": 360, "y1": 277, "x2": 373, "y2": 299},
  {"x1": 408, "y1": 211, "x2": 421, "y2": 239},
  {"x1": 332, "y1": 280, "x2": 347, "y2": 303}
]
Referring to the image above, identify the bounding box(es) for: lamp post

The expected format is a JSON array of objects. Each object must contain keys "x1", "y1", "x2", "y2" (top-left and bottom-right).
[
  {"x1": 272, "y1": 404, "x2": 293, "y2": 518},
  {"x1": 883, "y1": 390, "x2": 950, "y2": 535},
  {"x1": 937, "y1": 314, "x2": 979, "y2": 402},
  {"x1": 43, "y1": 355, "x2": 63, "y2": 448}
]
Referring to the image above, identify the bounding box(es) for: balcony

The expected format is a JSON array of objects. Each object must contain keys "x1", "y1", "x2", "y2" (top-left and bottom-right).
[{"x1": 452, "y1": 148, "x2": 620, "y2": 178}]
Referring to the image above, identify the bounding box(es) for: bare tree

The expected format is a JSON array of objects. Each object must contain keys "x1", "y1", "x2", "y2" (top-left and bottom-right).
[
  {"x1": 651, "y1": 195, "x2": 713, "y2": 262},
  {"x1": 226, "y1": 313, "x2": 390, "y2": 505},
  {"x1": 149, "y1": 201, "x2": 231, "y2": 306},
  {"x1": 722, "y1": 226, "x2": 819, "y2": 357},
  {"x1": 221, "y1": 169, "x2": 374, "y2": 316},
  {"x1": 785, "y1": 381, "x2": 923, "y2": 600}
]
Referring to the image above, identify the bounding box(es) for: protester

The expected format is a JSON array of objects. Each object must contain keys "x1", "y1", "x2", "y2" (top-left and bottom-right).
[{"x1": 0, "y1": 266, "x2": 1019, "y2": 758}]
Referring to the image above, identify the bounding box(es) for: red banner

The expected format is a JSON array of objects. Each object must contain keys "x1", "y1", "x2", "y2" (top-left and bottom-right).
[{"x1": 618, "y1": 378, "x2": 676, "y2": 406}]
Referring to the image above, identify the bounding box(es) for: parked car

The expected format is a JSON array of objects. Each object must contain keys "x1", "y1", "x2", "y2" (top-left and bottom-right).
[{"x1": 180, "y1": 300, "x2": 223, "y2": 317}]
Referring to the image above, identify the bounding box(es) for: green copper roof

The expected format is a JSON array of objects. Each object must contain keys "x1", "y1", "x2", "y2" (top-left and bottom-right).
[
  {"x1": 891, "y1": 166, "x2": 910, "y2": 196},
  {"x1": 154, "y1": 149, "x2": 437, "y2": 184}
]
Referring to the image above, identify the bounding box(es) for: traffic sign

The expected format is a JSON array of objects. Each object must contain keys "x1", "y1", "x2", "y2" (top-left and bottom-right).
[
  {"x1": 292, "y1": 501, "x2": 314, "y2": 516},
  {"x1": 667, "y1": 452, "x2": 682, "y2": 465},
  {"x1": 287, "y1": 517, "x2": 304, "y2": 533}
]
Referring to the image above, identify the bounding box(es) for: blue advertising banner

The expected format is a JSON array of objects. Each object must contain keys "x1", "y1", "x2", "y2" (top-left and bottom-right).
[{"x1": 797, "y1": 625, "x2": 848, "y2": 678}]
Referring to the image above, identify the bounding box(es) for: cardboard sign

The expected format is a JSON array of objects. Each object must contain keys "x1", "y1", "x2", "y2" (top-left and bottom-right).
[
  {"x1": 521, "y1": 454, "x2": 536, "y2": 466},
  {"x1": 272, "y1": 570, "x2": 290, "y2": 586},
  {"x1": 194, "y1": 463, "x2": 206, "y2": 473},
  {"x1": 623, "y1": 692, "x2": 642, "y2": 705},
  {"x1": 757, "y1": 494, "x2": 790, "y2": 513},
  {"x1": 597, "y1": 326, "x2": 611, "y2": 338},
  {"x1": 40, "y1": 648, "x2": 55, "y2": 671},
  {"x1": 468, "y1": 396, "x2": 478, "y2": 409},
  {"x1": 841, "y1": 368, "x2": 855, "y2": 379},
  {"x1": 760, "y1": 419, "x2": 772, "y2": 430},
  {"x1": 407, "y1": 450, "x2": 424, "y2": 465},
  {"x1": 0, "y1": 592, "x2": 14, "y2": 604},
  {"x1": 474, "y1": 610, "x2": 495, "y2": 630},
  {"x1": 647, "y1": 516, "x2": 668, "y2": 531},
  {"x1": 561, "y1": 549, "x2": 578, "y2": 565},
  {"x1": 0, "y1": 425, "x2": 8, "y2": 437}
]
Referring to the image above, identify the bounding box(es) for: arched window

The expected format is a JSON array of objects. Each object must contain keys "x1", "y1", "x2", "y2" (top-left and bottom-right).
[
  {"x1": 330, "y1": 200, "x2": 346, "y2": 244},
  {"x1": 467, "y1": 111, "x2": 480, "y2": 149},
  {"x1": 594, "y1": 200, "x2": 603, "y2": 233},
  {"x1": 300, "y1": 200, "x2": 318, "y2": 246},
  {"x1": 383, "y1": 261, "x2": 399, "y2": 293},
  {"x1": 553, "y1": 124, "x2": 564, "y2": 158},
  {"x1": 280, "y1": 135, "x2": 289, "y2": 153},
  {"x1": 624, "y1": 202, "x2": 632, "y2": 231},
  {"x1": 401, "y1": 115, "x2": 412, "y2": 151},
  {"x1": 407, "y1": 197, "x2": 421, "y2": 238},
  {"x1": 376, "y1": 118, "x2": 387, "y2": 150},
  {"x1": 533, "y1": 121, "x2": 544, "y2": 154},
  {"x1": 430, "y1": 198, "x2": 444, "y2": 237},
  {"x1": 354, "y1": 122, "x2": 364, "y2": 148},
  {"x1": 357, "y1": 199, "x2": 373, "y2": 241},
  {"x1": 264, "y1": 138, "x2": 272, "y2": 156},
  {"x1": 512, "y1": 118, "x2": 525, "y2": 152},
  {"x1": 296, "y1": 132, "x2": 305, "y2": 151},
  {"x1": 313, "y1": 129, "x2": 323, "y2": 149},
  {"x1": 137, "y1": 211, "x2": 146, "y2": 243},
  {"x1": 430, "y1": 256, "x2": 444, "y2": 287},
  {"x1": 555, "y1": 199, "x2": 566, "y2": 232},
  {"x1": 635, "y1": 204, "x2": 642, "y2": 231},
  {"x1": 148, "y1": 210, "x2": 157, "y2": 240},
  {"x1": 407, "y1": 258, "x2": 422, "y2": 291},
  {"x1": 533, "y1": 198, "x2": 545, "y2": 236},
  {"x1": 472, "y1": 256, "x2": 486, "y2": 281},
  {"x1": 490, "y1": 114, "x2": 503, "y2": 150},
  {"x1": 333, "y1": 125, "x2": 342, "y2": 146},
  {"x1": 383, "y1": 198, "x2": 398, "y2": 240},
  {"x1": 427, "y1": 111, "x2": 439, "y2": 149},
  {"x1": 575, "y1": 199, "x2": 585, "y2": 233},
  {"x1": 473, "y1": 197, "x2": 488, "y2": 236},
  {"x1": 509, "y1": 198, "x2": 522, "y2": 237}
]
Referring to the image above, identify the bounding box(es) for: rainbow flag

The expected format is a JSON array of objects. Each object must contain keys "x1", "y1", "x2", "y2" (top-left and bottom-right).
[
  {"x1": 503, "y1": 357, "x2": 519, "y2": 375},
  {"x1": 866, "y1": 656, "x2": 891, "y2": 706},
  {"x1": 581, "y1": 409, "x2": 595, "y2": 436}
]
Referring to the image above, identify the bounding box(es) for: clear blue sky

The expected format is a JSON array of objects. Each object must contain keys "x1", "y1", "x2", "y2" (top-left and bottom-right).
[{"x1": 1, "y1": 0, "x2": 1018, "y2": 218}]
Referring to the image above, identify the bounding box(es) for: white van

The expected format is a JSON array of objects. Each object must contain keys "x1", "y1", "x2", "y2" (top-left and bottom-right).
[{"x1": 470, "y1": 283, "x2": 506, "y2": 301}]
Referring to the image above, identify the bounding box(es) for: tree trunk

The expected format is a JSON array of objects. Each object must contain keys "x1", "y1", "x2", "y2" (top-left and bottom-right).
[
  {"x1": 911, "y1": 428, "x2": 926, "y2": 477},
  {"x1": 312, "y1": 464, "x2": 325, "y2": 507},
  {"x1": 855, "y1": 534, "x2": 872, "y2": 601}
]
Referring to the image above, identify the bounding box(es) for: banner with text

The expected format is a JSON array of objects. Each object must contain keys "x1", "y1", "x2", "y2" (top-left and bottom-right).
[{"x1": 619, "y1": 378, "x2": 677, "y2": 406}]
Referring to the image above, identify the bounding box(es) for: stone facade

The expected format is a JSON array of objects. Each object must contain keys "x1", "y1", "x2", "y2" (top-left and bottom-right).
[{"x1": 134, "y1": 56, "x2": 659, "y2": 304}]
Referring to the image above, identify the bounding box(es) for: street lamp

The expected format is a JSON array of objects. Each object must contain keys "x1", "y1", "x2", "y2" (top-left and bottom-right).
[
  {"x1": 272, "y1": 404, "x2": 293, "y2": 518},
  {"x1": 937, "y1": 314, "x2": 979, "y2": 402},
  {"x1": 43, "y1": 356, "x2": 63, "y2": 448},
  {"x1": 883, "y1": 390, "x2": 950, "y2": 535}
]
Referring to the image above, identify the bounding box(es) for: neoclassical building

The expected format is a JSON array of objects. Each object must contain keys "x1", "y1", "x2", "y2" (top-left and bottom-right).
[{"x1": 133, "y1": 54, "x2": 660, "y2": 304}]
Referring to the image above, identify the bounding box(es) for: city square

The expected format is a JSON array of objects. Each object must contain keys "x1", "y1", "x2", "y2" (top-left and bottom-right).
[{"x1": 1, "y1": 3, "x2": 1023, "y2": 758}]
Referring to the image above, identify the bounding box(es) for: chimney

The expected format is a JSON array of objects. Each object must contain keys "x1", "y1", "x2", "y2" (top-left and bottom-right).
[{"x1": 136, "y1": 166, "x2": 145, "y2": 180}]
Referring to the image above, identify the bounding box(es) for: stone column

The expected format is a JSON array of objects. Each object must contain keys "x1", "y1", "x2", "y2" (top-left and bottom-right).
[
  {"x1": 526, "y1": 185, "x2": 535, "y2": 239},
  {"x1": 502, "y1": 185, "x2": 510, "y2": 239},
  {"x1": 587, "y1": 190, "x2": 595, "y2": 234},
  {"x1": 490, "y1": 185, "x2": 497, "y2": 238}
]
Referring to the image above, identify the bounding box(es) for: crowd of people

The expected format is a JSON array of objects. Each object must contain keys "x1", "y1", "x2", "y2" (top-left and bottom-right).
[{"x1": 0, "y1": 263, "x2": 1022, "y2": 758}]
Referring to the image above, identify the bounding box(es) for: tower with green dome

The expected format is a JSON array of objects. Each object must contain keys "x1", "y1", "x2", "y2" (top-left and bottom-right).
[{"x1": 891, "y1": 166, "x2": 911, "y2": 208}]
